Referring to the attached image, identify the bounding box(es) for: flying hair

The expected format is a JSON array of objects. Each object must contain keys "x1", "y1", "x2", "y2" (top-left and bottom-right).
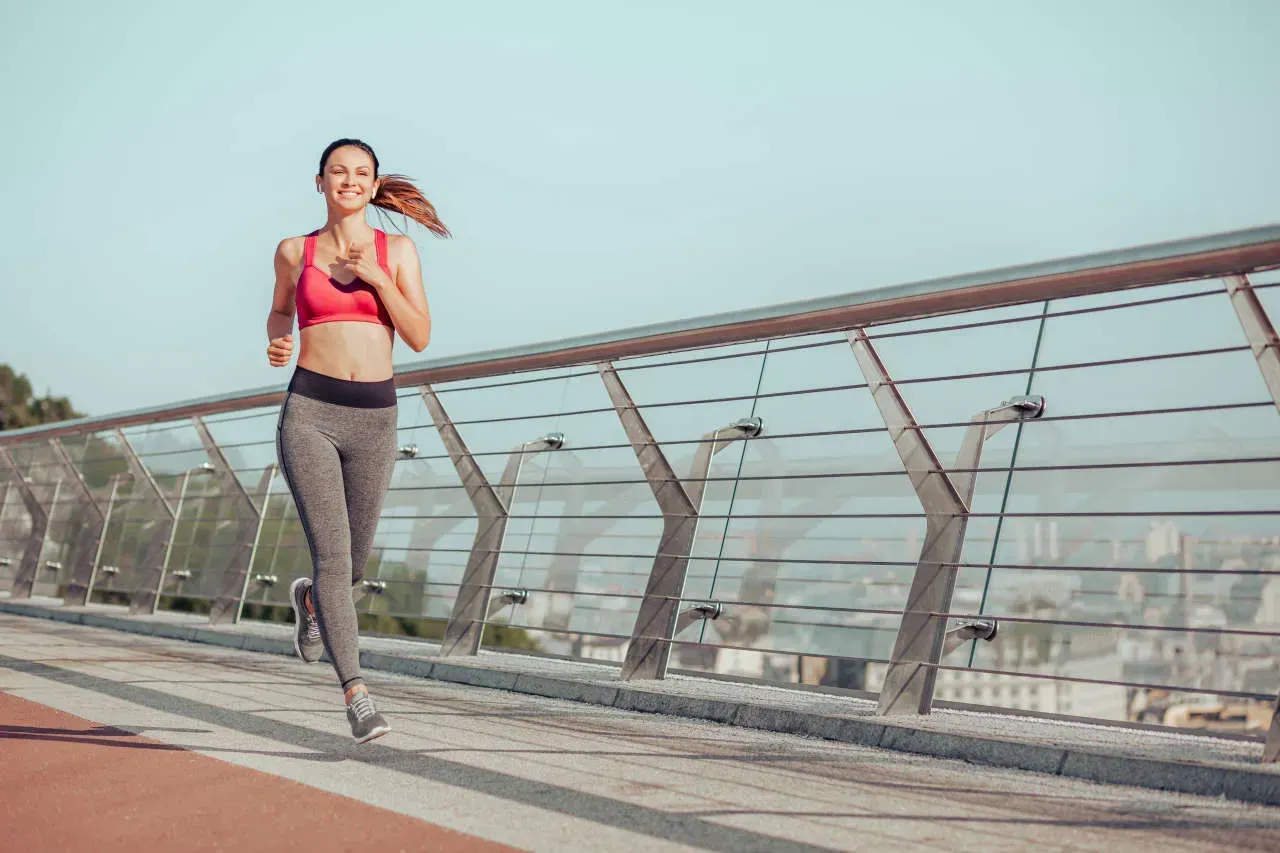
[{"x1": 319, "y1": 138, "x2": 450, "y2": 238}]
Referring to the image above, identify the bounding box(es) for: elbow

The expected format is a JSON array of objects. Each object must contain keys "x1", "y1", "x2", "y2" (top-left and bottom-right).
[
  {"x1": 408, "y1": 332, "x2": 431, "y2": 353},
  {"x1": 408, "y1": 318, "x2": 431, "y2": 353}
]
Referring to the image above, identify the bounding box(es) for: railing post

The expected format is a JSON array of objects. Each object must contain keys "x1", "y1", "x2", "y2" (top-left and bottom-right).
[
  {"x1": 81, "y1": 474, "x2": 125, "y2": 605},
  {"x1": 48, "y1": 438, "x2": 107, "y2": 606},
  {"x1": 597, "y1": 362, "x2": 762, "y2": 680},
  {"x1": 421, "y1": 385, "x2": 564, "y2": 656},
  {"x1": 1265, "y1": 704, "x2": 1280, "y2": 764},
  {"x1": 148, "y1": 469, "x2": 196, "y2": 614},
  {"x1": 0, "y1": 447, "x2": 50, "y2": 600},
  {"x1": 1225, "y1": 275, "x2": 1280, "y2": 762},
  {"x1": 188, "y1": 416, "x2": 274, "y2": 624},
  {"x1": 0, "y1": 481, "x2": 8, "y2": 565},
  {"x1": 1225, "y1": 275, "x2": 1280, "y2": 414},
  {"x1": 847, "y1": 328, "x2": 1044, "y2": 716},
  {"x1": 217, "y1": 464, "x2": 276, "y2": 624},
  {"x1": 114, "y1": 430, "x2": 176, "y2": 615}
]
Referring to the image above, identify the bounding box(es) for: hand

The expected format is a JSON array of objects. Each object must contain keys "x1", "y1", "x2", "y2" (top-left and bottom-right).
[
  {"x1": 267, "y1": 334, "x2": 293, "y2": 367},
  {"x1": 337, "y1": 243, "x2": 392, "y2": 290}
]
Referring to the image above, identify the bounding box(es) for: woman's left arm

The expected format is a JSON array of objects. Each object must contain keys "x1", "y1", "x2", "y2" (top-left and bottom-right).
[{"x1": 346, "y1": 236, "x2": 432, "y2": 352}]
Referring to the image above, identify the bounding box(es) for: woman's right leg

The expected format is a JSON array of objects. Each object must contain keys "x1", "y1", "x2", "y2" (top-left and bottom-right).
[{"x1": 276, "y1": 395, "x2": 364, "y2": 693}]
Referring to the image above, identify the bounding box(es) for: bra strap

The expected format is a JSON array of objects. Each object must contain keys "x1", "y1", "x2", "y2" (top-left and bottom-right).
[
  {"x1": 374, "y1": 229, "x2": 389, "y2": 271},
  {"x1": 302, "y1": 230, "x2": 318, "y2": 268}
]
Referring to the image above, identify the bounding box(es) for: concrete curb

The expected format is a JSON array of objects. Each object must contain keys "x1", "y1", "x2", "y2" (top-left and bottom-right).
[{"x1": 4, "y1": 599, "x2": 1278, "y2": 806}]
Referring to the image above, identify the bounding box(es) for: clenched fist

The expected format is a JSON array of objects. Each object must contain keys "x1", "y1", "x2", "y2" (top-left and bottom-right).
[
  {"x1": 267, "y1": 334, "x2": 294, "y2": 367},
  {"x1": 337, "y1": 243, "x2": 392, "y2": 291}
]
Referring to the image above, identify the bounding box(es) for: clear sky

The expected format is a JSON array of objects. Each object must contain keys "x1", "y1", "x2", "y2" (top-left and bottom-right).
[{"x1": 3, "y1": 0, "x2": 1278, "y2": 417}]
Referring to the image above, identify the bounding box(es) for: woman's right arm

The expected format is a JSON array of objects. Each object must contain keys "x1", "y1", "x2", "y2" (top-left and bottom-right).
[{"x1": 266, "y1": 237, "x2": 301, "y2": 367}]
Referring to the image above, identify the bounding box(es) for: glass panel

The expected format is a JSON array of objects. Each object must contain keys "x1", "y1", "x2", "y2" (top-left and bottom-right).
[
  {"x1": 0, "y1": 479, "x2": 29, "y2": 590},
  {"x1": 966, "y1": 282, "x2": 1280, "y2": 722},
  {"x1": 361, "y1": 389, "x2": 476, "y2": 627},
  {"x1": 13, "y1": 440, "x2": 64, "y2": 598},
  {"x1": 679, "y1": 311, "x2": 1041, "y2": 682}
]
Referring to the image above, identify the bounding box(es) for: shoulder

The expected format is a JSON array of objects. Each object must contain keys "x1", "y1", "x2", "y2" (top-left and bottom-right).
[
  {"x1": 385, "y1": 232, "x2": 421, "y2": 265},
  {"x1": 275, "y1": 234, "x2": 308, "y2": 265}
]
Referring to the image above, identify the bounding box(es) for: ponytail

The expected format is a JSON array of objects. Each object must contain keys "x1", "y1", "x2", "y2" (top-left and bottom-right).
[
  {"x1": 372, "y1": 174, "x2": 451, "y2": 238},
  {"x1": 318, "y1": 138, "x2": 451, "y2": 238}
]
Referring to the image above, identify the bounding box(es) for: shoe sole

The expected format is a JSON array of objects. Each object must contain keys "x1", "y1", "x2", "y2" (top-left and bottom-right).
[
  {"x1": 354, "y1": 724, "x2": 391, "y2": 745},
  {"x1": 288, "y1": 577, "x2": 314, "y2": 663}
]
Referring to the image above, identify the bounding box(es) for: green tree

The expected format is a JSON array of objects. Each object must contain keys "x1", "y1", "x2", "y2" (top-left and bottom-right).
[
  {"x1": 0, "y1": 364, "x2": 127, "y2": 487},
  {"x1": 0, "y1": 364, "x2": 83, "y2": 431}
]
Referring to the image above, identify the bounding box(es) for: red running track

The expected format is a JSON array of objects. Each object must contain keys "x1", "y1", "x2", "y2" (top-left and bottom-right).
[{"x1": 0, "y1": 692, "x2": 524, "y2": 852}]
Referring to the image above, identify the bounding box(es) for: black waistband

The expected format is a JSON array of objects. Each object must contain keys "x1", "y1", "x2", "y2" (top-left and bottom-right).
[{"x1": 288, "y1": 366, "x2": 397, "y2": 408}]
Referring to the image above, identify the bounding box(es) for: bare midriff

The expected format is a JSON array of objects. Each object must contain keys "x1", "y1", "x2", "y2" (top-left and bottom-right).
[{"x1": 297, "y1": 321, "x2": 395, "y2": 381}]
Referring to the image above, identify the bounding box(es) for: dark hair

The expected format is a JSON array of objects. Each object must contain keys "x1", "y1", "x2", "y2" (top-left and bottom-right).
[{"x1": 318, "y1": 138, "x2": 450, "y2": 238}]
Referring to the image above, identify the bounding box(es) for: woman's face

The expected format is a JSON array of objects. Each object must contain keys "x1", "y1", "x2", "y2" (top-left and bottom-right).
[{"x1": 316, "y1": 146, "x2": 379, "y2": 212}]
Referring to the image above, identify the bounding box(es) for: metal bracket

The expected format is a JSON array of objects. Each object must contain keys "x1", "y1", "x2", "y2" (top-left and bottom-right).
[
  {"x1": 487, "y1": 588, "x2": 528, "y2": 618},
  {"x1": 598, "y1": 362, "x2": 763, "y2": 681},
  {"x1": 423, "y1": 384, "x2": 564, "y2": 657},
  {"x1": 674, "y1": 601, "x2": 723, "y2": 636},
  {"x1": 848, "y1": 328, "x2": 1043, "y2": 716},
  {"x1": 252, "y1": 573, "x2": 278, "y2": 587},
  {"x1": 43, "y1": 560, "x2": 62, "y2": 572},
  {"x1": 362, "y1": 579, "x2": 388, "y2": 595},
  {"x1": 170, "y1": 569, "x2": 193, "y2": 581},
  {"x1": 942, "y1": 618, "x2": 999, "y2": 656}
]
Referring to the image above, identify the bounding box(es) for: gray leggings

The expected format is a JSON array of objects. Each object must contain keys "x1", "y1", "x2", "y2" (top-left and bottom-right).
[{"x1": 276, "y1": 381, "x2": 397, "y2": 690}]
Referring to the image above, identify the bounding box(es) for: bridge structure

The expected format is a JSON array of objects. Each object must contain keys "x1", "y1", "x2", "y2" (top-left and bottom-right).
[{"x1": 4, "y1": 226, "x2": 1280, "y2": 850}]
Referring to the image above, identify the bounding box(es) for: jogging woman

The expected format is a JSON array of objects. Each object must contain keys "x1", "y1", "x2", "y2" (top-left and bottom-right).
[{"x1": 266, "y1": 138, "x2": 448, "y2": 743}]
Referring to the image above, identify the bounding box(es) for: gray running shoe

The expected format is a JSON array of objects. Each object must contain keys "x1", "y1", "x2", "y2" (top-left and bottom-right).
[
  {"x1": 289, "y1": 577, "x2": 323, "y2": 663},
  {"x1": 346, "y1": 692, "x2": 391, "y2": 744}
]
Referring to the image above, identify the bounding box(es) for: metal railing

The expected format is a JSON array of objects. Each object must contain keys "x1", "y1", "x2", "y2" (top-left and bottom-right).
[{"x1": 2, "y1": 224, "x2": 1280, "y2": 761}]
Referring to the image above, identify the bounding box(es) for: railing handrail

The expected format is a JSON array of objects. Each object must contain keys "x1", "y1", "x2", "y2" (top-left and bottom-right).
[{"x1": 5, "y1": 223, "x2": 1280, "y2": 444}]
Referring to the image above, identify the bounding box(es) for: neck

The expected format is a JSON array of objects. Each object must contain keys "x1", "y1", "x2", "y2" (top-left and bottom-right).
[{"x1": 323, "y1": 208, "x2": 376, "y2": 250}]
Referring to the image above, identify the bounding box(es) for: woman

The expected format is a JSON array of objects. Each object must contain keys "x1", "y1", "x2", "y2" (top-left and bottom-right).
[{"x1": 266, "y1": 138, "x2": 448, "y2": 743}]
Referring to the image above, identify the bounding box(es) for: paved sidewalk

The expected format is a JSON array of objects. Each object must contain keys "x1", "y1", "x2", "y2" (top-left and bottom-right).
[
  {"x1": 5, "y1": 613, "x2": 1280, "y2": 852},
  {"x1": 3, "y1": 596, "x2": 1278, "y2": 807}
]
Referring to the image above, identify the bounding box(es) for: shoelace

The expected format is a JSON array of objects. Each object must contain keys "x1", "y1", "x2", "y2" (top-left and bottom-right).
[
  {"x1": 299, "y1": 584, "x2": 321, "y2": 641},
  {"x1": 349, "y1": 693, "x2": 377, "y2": 722}
]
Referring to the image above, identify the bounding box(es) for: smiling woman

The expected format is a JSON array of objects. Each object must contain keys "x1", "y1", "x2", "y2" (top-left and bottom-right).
[{"x1": 264, "y1": 138, "x2": 450, "y2": 744}]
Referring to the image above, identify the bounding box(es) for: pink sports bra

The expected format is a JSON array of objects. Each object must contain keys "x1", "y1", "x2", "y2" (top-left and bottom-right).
[{"x1": 295, "y1": 229, "x2": 394, "y2": 329}]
